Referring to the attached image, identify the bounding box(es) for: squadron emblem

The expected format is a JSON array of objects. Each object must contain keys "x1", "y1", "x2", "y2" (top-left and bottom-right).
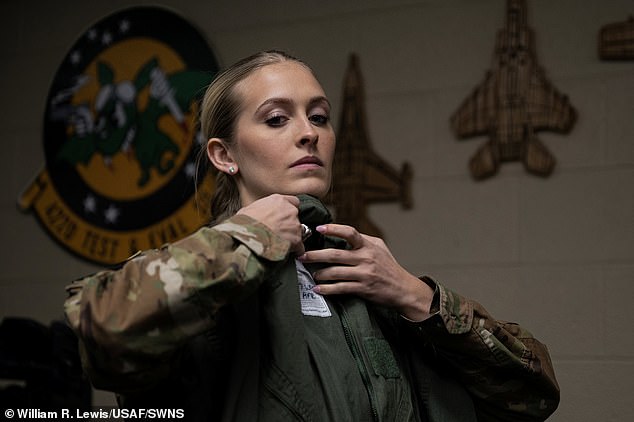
[{"x1": 18, "y1": 7, "x2": 218, "y2": 264}]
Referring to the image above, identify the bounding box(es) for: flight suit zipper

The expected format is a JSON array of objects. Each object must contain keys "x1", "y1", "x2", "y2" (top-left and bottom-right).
[{"x1": 339, "y1": 303, "x2": 380, "y2": 422}]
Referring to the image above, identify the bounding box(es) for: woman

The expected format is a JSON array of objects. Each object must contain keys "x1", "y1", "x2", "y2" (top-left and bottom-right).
[{"x1": 64, "y1": 51, "x2": 559, "y2": 421}]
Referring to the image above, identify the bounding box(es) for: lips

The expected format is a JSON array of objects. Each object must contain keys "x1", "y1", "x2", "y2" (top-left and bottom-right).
[{"x1": 290, "y1": 156, "x2": 323, "y2": 167}]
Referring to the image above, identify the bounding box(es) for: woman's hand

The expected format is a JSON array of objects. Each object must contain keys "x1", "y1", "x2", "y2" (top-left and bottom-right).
[
  {"x1": 299, "y1": 224, "x2": 435, "y2": 321},
  {"x1": 237, "y1": 194, "x2": 305, "y2": 255}
]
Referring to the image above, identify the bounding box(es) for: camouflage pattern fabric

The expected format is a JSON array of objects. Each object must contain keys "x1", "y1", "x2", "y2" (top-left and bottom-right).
[
  {"x1": 64, "y1": 214, "x2": 289, "y2": 389},
  {"x1": 64, "y1": 214, "x2": 559, "y2": 420},
  {"x1": 408, "y1": 277, "x2": 560, "y2": 421}
]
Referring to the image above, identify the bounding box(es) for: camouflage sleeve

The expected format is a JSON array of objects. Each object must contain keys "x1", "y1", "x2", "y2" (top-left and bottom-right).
[
  {"x1": 406, "y1": 277, "x2": 560, "y2": 422},
  {"x1": 63, "y1": 214, "x2": 290, "y2": 391}
]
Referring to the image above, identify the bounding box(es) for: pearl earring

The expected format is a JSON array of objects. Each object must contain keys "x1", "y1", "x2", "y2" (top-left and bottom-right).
[{"x1": 228, "y1": 166, "x2": 235, "y2": 174}]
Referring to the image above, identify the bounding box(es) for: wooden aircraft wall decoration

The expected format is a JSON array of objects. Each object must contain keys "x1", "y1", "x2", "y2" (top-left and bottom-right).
[
  {"x1": 599, "y1": 15, "x2": 634, "y2": 60},
  {"x1": 451, "y1": 0, "x2": 577, "y2": 180},
  {"x1": 327, "y1": 54, "x2": 412, "y2": 238}
]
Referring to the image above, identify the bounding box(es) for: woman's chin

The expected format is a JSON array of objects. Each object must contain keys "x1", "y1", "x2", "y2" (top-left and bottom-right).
[{"x1": 285, "y1": 183, "x2": 329, "y2": 199}]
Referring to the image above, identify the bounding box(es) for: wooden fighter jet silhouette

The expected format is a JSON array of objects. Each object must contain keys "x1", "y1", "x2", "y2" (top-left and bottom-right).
[
  {"x1": 599, "y1": 15, "x2": 634, "y2": 60},
  {"x1": 328, "y1": 54, "x2": 412, "y2": 238},
  {"x1": 451, "y1": 0, "x2": 576, "y2": 179}
]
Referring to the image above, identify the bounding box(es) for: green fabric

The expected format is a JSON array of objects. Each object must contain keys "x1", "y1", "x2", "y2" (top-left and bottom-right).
[
  {"x1": 409, "y1": 352, "x2": 477, "y2": 422},
  {"x1": 364, "y1": 337, "x2": 401, "y2": 379},
  {"x1": 115, "y1": 195, "x2": 478, "y2": 422},
  {"x1": 257, "y1": 195, "x2": 477, "y2": 422}
]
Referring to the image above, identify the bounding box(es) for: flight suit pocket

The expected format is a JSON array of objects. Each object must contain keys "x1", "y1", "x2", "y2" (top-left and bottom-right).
[{"x1": 363, "y1": 337, "x2": 400, "y2": 379}]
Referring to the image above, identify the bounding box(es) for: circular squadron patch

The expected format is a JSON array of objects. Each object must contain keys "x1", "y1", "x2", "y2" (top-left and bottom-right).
[{"x1": 19, "y1": 7, "x2": 218, "y2": 265}]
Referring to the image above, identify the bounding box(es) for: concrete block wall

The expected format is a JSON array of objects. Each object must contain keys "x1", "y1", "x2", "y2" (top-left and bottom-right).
[{"x1": 1, "y1": 0, "x2": 632, "y2": 420}]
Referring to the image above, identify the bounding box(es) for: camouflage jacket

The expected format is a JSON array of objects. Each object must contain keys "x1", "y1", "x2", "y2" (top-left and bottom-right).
[{"x1": 65, "y1": 212, "x2": 559, "y2": 421}]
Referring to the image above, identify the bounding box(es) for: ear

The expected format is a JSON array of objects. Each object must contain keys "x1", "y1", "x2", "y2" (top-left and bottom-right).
[{"x1": 207, "y1": 138, "x2": 237, "y2": 174}]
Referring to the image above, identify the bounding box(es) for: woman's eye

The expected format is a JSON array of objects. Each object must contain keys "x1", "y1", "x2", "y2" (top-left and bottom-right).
[
  {"x1": 265, "y1": 114, "x2": 288, "y2": 127},
  {"x1": 309, "y1": 114, "x2": 329, "y2": 125}
]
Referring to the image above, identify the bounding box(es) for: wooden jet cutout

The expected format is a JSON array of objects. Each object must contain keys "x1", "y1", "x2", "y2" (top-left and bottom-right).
[
  {"x1": 451, "y1": 0, "x2": 576, "y2": 179},
  {"x1": 327, "y1": 54, "x2": 412, "y2": 238},
  {"x1": 599, "y1": 15, "x2": 634, "y2": 60}
]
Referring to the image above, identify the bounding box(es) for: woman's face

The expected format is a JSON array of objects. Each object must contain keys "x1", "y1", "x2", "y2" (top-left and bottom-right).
[{"x1": 230, "y1": 61, "x2": 335, "y2": 205}]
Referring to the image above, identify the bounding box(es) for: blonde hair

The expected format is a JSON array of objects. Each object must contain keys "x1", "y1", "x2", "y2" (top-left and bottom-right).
[{"x1": 198, "y1": 50, "x2": 311, "y2": 223}]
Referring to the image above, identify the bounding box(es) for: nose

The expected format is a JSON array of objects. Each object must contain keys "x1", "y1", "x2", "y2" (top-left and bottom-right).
[{"x1": 298, "y1": 118, "x2": 318, "y2": 147}]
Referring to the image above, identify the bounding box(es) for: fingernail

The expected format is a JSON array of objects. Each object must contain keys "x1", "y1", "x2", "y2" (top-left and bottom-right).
[
  {"x1": 312, "y1": 285, "x2": 321, "y2": 294},
  {"x1": 316, "y1": 225, "x2": 327, "y2": 233},
  {"x1": 297, "y1": 253, "x2": 306, "y2": 261}
]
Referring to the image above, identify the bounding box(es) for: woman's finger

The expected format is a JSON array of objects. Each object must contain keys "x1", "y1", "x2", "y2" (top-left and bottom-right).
[
  {"x1": 313, "y1": 265, "x2": 363, "y2": 282},
  {"x1": 313, "y1": 281, "x2": 362, "y2": 296},
  {"x1": 317, "y1": 224, "x2": 365, "y2": 249},
  {"x1": 300, "y1": 248, "x2": 358, "y2": 265}
]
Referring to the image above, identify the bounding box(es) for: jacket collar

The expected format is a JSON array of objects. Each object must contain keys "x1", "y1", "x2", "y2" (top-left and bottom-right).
[{"x1": 297, "y1": 194, "x2": 346, "y2": 251}]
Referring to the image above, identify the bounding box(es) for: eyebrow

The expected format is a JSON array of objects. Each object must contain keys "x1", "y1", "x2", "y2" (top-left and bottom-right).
[{"x1": 254, "y1": 96, "x2": 331, "y2": 114}]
